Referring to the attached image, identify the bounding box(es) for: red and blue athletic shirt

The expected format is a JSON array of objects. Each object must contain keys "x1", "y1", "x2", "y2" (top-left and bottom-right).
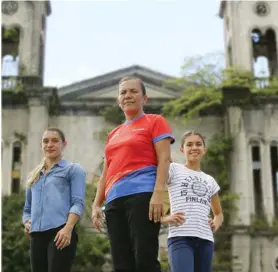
[{"x1": 104, "y1": 113, "x2": 175, "y2": 204}]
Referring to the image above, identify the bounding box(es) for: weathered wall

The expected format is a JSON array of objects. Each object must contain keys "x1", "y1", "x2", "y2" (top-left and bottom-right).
[{"x1": 2, "y1": 108, "x2": 29, "y2": 195}]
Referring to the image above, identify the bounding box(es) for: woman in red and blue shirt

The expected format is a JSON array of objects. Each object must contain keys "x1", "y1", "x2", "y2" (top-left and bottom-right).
[{"x1": 92, "y1": 76, "x2": 175, "y2": 272}]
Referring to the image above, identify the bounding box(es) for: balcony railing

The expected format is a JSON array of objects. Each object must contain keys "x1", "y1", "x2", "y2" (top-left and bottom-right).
[{"x1": 1, "y1": 76, "x2": 43, "y2": 91}]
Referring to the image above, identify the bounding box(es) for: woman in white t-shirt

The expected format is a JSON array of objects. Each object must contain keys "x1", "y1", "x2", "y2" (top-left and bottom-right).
[{"x1": 161, "y1": 131, "x2": 224, "y2": 272}]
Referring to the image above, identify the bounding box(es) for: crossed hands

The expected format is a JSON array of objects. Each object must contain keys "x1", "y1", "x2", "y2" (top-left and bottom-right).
[{"x1": 24, "y1": 220, "x2": 72, "y2": 250}]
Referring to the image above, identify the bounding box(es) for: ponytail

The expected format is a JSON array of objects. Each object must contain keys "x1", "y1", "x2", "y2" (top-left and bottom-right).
[{"x1": 26, "y1": 158, "x2": 46, "y2": 188}]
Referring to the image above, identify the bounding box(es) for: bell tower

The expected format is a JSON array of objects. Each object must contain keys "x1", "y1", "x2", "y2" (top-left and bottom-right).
[
  {"x1": 219, "y1": 1, "x2": 278, "y2": 77},
  {"x1": 2, "y1": 1, "x2": 51, "y2": 80}
]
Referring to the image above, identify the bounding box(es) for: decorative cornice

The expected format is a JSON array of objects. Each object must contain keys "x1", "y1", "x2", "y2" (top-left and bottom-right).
[{"x1": 57, "y1": 65, "x2": 177, "y2": 100}]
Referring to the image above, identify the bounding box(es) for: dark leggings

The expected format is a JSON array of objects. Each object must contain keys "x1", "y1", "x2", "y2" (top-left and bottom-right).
[
  {"x1": 105, "y1": 192, "x2": 161, "y2": 272},
  {"x1": 30, "y1": 225, "x2": 78, "y2": 272}
]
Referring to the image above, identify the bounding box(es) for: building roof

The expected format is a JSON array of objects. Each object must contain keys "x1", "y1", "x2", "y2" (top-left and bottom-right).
[{"x1": 57, "y1": 64, "x2": 179, "y2": 102}]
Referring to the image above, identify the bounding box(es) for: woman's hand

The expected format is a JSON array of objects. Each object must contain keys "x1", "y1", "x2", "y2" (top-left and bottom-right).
[
  {"x1": 161, "y1": 212, "x2": 185, "y2": 226},
  {"x1": 54, "y1": 226, "x2": 72, "y2": 250},
  {"x1": 24, "y1": 220, "x2": 31, "y2": 239},
  {"x1": 91, "y1": 206, "x2": 105, "y2": 232},
  {"x1": 149, "y1": 190, "x2": 164, "y2": 223},
  {"x1": 208, "y1": 216, "x2": 222, "y2": 232}
]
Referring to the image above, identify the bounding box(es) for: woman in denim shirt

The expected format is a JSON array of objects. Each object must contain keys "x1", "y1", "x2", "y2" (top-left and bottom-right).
[{"x1": 22, "y1": 127, "x2": 86, "y2": 272}]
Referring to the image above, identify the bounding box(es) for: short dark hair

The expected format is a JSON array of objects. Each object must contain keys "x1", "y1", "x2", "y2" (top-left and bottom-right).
[
  {"x1": 119, "y1": 76, "x2": 146, "y2": 96},
  {"x1": 180, "y1": 131, "x2": 206, "y2": 147},
  {"x1": 45, "y1": 127, "x2": 66, "y2": 142}
]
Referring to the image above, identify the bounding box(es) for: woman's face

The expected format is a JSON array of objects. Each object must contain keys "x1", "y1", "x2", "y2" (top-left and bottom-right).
[
  {"x1": 118, "y1": 79, "x2": 148, "y2": 115},
  {"x1": 181, "y1": 135, "x2": 206, "y2": 163},
  {"x1": 41, "y1": 130, "x2": 66, "y2": 159}
]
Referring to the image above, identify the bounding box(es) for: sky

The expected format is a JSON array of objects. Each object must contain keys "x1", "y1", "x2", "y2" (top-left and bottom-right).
[{"x1": 44, "y1": 0, "x2": 225, "y2": 88}]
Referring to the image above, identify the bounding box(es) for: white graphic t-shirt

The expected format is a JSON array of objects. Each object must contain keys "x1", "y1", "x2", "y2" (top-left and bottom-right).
[{"x1": 167, "y1": 162, "x2": 220, "y2": 242}]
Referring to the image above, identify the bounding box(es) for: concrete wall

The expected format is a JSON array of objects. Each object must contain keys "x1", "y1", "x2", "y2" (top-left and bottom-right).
[
  {"x1": 232, "y1": 235, "x2": 278, "y2": 272},
  {"x1": 2, "y1": 108, "x2": 29, "y2": 195},
  {"x1": 49, "y1": 114, "x2": 107, "y2": 182}
]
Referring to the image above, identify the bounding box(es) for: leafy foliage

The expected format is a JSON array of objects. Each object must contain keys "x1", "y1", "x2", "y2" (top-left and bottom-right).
[
  {"x1": 96, "y1": 105, "x2": 125, "y2": 142},
  {"x1": 3, "y1": 27, "x2": 20, "y2": 44},
  {"x1": 2, "y1": 184, "x2": 110, "y2": 272},
  {"x1": 163, "y1": 53, "x2": 278, "y2": 123},
  {"x1": 100, "y1": 105, "x2": 125, "y2": 126},
  {"x1": 2, "y1": 191, "x2": 30, "y2": 272}
]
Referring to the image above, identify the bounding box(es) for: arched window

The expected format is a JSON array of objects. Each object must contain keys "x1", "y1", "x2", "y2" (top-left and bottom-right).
[
  {"x1": 270, "y1": 141, "x2": 278, "y2": 217},
  {"x1": 250, "y1": 140, "x2": 264, "y2": 216},
  {"x1": 251, "y1": 27, "x2": 278, "y2": 88},
  {"x1": 1, "y1": 54, "x2": 19, "y2": 76},
  {"x1": 11, "y1": 141, "x2": 22, "y2": 194}
]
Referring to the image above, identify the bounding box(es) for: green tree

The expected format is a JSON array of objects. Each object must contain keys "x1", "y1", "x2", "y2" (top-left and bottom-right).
[{"x1": 2, "y1": 191, "x2": 30, "y2": 272}]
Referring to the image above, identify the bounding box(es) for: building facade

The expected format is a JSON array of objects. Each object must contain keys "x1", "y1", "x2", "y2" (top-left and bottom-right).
[{"x1": 1, "y1": 1, "x2": 278, "y2": 271}]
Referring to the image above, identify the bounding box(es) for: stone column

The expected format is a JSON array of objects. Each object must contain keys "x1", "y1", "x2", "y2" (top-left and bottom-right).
[
  {"x1": 25, "y1": 95, "x2": 49, "y2": 177},
  {"x1": 30, "y1": 2, "x2": 43, "y2": 76},
  {"x1": 261, "y1": 140, "x2": 275, "y2": 224},
  {"x1": 232, "y1": 233, "x2": 251, "y2": 272},
  {"x1": 228, "y1": 106, "x2": 251, "y2": 225},
  {"x1": 262, "y1": 104, "x2": 275, "y2": 224}
]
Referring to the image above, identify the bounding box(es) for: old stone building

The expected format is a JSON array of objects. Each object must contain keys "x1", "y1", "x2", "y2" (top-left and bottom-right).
[{"x1": 1, "y1": 1, "x2": 278, "y2": 271}]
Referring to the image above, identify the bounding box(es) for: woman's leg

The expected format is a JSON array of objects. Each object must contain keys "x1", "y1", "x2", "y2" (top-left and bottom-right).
[
  {"x1": 105, "y1": 197, "x2": 136, "y2": 272},
  {"x1": 194, "y1": 238, "x2": 214, "y2": 272},
  {"x1": 30, "y1": 232, "x2": 48, "y2": 272},
  {"x1": 47, "y1": 226, "x2": 78, "y2": 272},
  {"x1": 125, "y1": 192, "x2": 161, "y2": 272},
  {"x1": 167, "y1": 237, "x2": 195, "y2": 272}
]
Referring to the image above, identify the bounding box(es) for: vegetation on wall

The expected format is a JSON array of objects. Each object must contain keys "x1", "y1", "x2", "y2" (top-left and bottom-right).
[
  {"x1": 2, "y1": 27, "x2": 25, "y2": 93},
  {"x1": 163, "y1": 52, "x2": 278, "y2": 123}
]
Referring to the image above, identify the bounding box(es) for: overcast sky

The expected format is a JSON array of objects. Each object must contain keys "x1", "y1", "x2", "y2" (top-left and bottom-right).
[{"x1": 43, "y1": 0, "x2": 225, "y2": 87}]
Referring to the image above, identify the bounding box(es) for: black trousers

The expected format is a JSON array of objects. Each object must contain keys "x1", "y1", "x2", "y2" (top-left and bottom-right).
[
  {"x1": 105, "y1": 192, "x2": 161, "y2": 272},
  {"x1": 30, "y1": 224, "x2": 77, "y2": 272}
]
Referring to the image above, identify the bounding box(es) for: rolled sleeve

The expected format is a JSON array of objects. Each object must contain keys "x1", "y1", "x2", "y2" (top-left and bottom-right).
[
  {"x1": 22, "y1": 188, "x2": 32, "y2": 224},
  {"x1": 151, "y1": 115, "x2": 175, "y2": 144},
  {"x1": 69, "y1": 163, "x2": 86, "y2": 216}
]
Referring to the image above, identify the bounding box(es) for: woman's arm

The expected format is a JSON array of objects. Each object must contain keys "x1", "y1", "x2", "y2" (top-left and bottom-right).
[
  {"x1": 54, "y1": 163, "x2": 86, "y2": 249},
  {"x1": 209, "y1": 193, "x2": 224, "y2": 232},
  {"x1": 67, "y1": 163, "x2": 87, "y2": 228},
  {"x1": 91, "y1": 159, "x2": 108, "y2": 231},
  {"x1": 149, "y1": 138, "x2": 171, "y2": 222},
  {"x1": 92, "y1": 159, "x2": 108, "y2": 209}
]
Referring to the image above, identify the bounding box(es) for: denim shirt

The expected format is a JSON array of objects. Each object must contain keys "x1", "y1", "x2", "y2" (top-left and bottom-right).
[{"x1": 22, "y1": 160, "x2": 86, "y2": 233}]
